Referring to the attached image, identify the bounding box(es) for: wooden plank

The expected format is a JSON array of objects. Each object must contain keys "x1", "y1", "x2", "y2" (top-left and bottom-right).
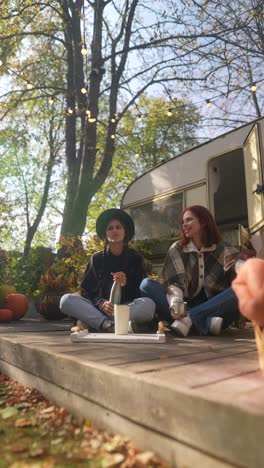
[
  {"x1": 142, "y1": 352, "x2": 259, "y2": 390},
  {"x1": 0, "y1": 319, "x2": 72, "y2": 333},
  {"x1": 195, "y1": 371, "x2": 264, "y2": 410},
  {"x1": 115, "y1": 348, "x2": 257, "y2": 374}
]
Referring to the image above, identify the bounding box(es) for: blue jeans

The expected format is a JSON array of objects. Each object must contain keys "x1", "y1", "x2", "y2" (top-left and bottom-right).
[
  {"x1": 60, "y1": 292, "x2": 155, "y2": 331},
  {"x1": 140, "y1": 278, "x2": 239, "y2": 336}
]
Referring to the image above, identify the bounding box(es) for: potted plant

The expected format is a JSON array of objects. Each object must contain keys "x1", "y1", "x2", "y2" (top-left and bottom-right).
[
  {"x1": 38, "y1": 270, "x2": 75, "y2": 320},
  {"x1": 37, "y1": 236, "x2": 102, "y2": 320}
]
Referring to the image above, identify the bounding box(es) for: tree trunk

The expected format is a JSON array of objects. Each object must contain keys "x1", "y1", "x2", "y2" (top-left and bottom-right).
[{"x1": 60, "y1": 0, "x2": 114, "y2": 237}]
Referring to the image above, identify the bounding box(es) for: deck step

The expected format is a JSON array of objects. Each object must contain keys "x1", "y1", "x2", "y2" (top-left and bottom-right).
[{"x1": 0, "y1": 320, "x2": 262, "y2": 467}]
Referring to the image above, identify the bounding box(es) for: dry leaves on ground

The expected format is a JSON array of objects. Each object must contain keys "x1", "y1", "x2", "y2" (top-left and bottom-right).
[{"x1": 0, "y1": 374, "x2": 169, "y2": 467}]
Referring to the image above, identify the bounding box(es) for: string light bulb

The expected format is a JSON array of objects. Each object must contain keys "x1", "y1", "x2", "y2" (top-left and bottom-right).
[
  {"x1": 88, "y1": 117, "x2": 96, "y2": 123},
  {"x1": 49, "y1": 97, "x2": 54, "y2": 104},
  {"x1": 111, "y1": 134, "x2": 115, "y2": 139},
  {"x1": 167, "y1": 108, "x2": 172, "y2": 117},
  {"x1": 137, "y1": 114, "x2": 142, "y2": 122},
  {"x1": 81, "y1": 87, "x2": 87, "y2": 94},
  {"x1": 67, "y1": 107, "x2": 73, "y2": 115},
  {"x1": 251, "y1": 83, "x2": 257, "y2": 92},
  {"x1": 26, "y1": 82, "x2": 33, "y2": 90},
  {"x1": 81, "y1": 43, "x2": 88, "y2": 56},
  {"x1": 0, "y1": 60, "x2": 2, "y2": 66},
  {"x1": 206, "y1": 99, "x2": 212, "y2": 108}
]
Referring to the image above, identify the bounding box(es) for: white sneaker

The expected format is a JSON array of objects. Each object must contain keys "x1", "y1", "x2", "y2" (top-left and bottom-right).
[
  {"x1": 207, "y1": 317, "x2": 223, "y2": 336},
  {"x1": 171, "y1": 315, "x2": 192, "y2": 337}
]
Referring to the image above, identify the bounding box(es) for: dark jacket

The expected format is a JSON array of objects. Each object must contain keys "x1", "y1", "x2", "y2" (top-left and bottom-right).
[{"x1": 80, "y1": 248, "x2": 145, "y2": 310}]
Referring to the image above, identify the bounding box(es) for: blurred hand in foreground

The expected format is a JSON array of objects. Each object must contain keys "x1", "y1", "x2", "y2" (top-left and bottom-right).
[{"x1": 232, "y1": 258, "x2": 264, "y2": 326}]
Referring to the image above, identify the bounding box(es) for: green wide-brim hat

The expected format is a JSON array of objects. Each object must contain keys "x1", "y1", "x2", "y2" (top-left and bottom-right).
[{"x1": 96, "y1": 208, "x2": 135, "y2": 241}]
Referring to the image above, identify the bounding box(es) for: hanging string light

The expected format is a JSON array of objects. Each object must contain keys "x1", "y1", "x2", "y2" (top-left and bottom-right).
[
  {"x1": 81, "y1": 43, "x2": 88, "y2": 56},
  {"x1": 111, "y1": 134, "x2": 115, "y2": 139},
  {"x1": 1, "y1": 56, "x2": 263, "y2": 130}
]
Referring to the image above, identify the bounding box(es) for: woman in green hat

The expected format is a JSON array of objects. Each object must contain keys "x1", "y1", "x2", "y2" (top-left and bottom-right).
[{"x1": 60, "y1": 209, "x2": 156, "y2": 333}]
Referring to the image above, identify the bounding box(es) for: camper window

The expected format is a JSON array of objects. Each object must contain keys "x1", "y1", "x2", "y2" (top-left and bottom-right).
[{"x1": 127, "y1": 192, "x2": 183, "y2": 241}]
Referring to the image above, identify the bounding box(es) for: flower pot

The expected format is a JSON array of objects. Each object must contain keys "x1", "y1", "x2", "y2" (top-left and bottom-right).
[{"x1": 39, "y1": 292, "x2": 67, "y2": 321}]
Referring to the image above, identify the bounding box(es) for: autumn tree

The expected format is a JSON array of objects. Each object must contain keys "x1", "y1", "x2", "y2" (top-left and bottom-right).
[
  {"x1": 0, "y1": 0, "x2": 207, "y2": 241},
  {"x1": 169, "y1": 0, "x2": 264, "y2": 130},
  {"x1": 1, "y1": 0, "x2": 263, "y2": 246},
  {"x1": 0, "y1": 101, "x2": 65, "y2": 255},
  {"x1": 86, "y1": 94, "x2": 200, "y2": 234}
]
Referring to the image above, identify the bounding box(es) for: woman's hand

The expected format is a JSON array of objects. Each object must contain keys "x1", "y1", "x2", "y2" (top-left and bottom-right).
[
  {"x1": 232, "y1": 258, "x2": 264, "y2": 326},
  {"x1": 101, "y1": 301, "x2": 114, "y2": 316},
  {"x1": 111, "y1": 271, "x2": 127, "y2": 287}
]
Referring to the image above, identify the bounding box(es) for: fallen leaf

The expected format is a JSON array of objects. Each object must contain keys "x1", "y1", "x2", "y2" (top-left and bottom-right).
[
  {"x1": 135, "y1": 451, "x2": 156, "y2": 465},
  {"x1": 90, "y1": 439, "x2": 102, "y2": 450},
  {"x1": 15, "y1": 418, "x2": 33, "y2": 427},
  {"x1": 103, "y1": 434, "x2": 127, "y2": 452},
  {"x1": 11, "y1": 443, "x2": 28, "y2": 453},
  {"x1": 15, "y1": 402, "x2": 31, "y2": 409},
  {"x1": 30, "y1": 447, "x2": 46, "y2": 457},
  {"x1": 50, "y1": 437, "x2": 63, "y2": 445},
  {"x1": 41, "y1": 406, "x2": 55, "y2": 414},
  {"x1": 159, "y1": 354, "x2": 169, "y2": 360},
  {"x1": 0, "y1": 384, "x2": 9, "y2": 390},
  {"x1": 100, "y1": 453, "x2": 125, "y2": 467},
  {"x1": 0, "y1": 406, "x2": 18, "y2": 419}
]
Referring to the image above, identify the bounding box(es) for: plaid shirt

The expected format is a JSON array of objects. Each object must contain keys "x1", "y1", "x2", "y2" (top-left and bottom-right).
[{"x1": 162, "y1": 240, "x2": 242, "y2": 301}]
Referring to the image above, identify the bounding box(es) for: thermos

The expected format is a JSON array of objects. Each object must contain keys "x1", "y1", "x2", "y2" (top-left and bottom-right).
[{"x1": 109, "y1": 281, "x2": 121, "y2": 304}]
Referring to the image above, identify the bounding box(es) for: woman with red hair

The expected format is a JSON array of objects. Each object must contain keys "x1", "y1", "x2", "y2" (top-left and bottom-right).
[{"x1": 141, "y1": 205, "x2": 244, "y2": 336}]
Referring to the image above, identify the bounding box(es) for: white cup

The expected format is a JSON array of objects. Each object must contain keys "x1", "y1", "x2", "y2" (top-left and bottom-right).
[{"x1": 114, "y1": 304, "x2": 130, "y2": 335}]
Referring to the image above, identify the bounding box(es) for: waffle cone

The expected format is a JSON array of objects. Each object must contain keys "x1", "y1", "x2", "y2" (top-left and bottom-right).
[{"x1": 254, "y1": 323, "x2": 264, "y2": 373}]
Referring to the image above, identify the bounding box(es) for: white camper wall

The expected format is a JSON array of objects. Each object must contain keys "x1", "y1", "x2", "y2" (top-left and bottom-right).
[
  {"x1": 122, "y1": 119, "x2": 263, "y2": 208},
  {"x1": 185, "y1": 184, "x2": 207, "y2": 207}
]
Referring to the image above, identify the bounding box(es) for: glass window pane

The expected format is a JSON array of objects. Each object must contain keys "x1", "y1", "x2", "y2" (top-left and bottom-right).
[{"x1": 127, "y1": 192, "x2": 183, "y2": 241}]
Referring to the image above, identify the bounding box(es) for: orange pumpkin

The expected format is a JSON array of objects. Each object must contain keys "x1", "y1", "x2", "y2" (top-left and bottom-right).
[
  {"x1": 5, "y1": 293, "x2": 28, "y2": 320},
  {"x1": 0, "y1": 309, "x2": 13, "y2": 322}
]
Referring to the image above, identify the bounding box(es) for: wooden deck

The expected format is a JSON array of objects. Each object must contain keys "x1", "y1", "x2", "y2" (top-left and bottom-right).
[{"x1": 0, "y1": 319, "x2": 263, "y2": 467}]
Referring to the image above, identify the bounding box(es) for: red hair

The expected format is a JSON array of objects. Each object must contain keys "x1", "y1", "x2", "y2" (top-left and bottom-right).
[{"x1": 179, "y1": 205, "x2": 222, "y2": 247}]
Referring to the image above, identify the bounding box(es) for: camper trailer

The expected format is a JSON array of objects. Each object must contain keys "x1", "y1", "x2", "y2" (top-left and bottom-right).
[{"x1": 121, "y1": 117, "x2": 264, "y2": 265}]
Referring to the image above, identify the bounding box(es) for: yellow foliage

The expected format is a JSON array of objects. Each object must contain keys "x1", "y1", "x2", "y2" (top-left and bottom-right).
[{"x1": 40, "y1": 270, "x2": 75, "y2": 292}]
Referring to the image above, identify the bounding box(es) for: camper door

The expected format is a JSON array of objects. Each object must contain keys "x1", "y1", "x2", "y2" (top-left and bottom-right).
[{"x1": 243, "y1": 124, "x2": 264, "y2": 234}]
